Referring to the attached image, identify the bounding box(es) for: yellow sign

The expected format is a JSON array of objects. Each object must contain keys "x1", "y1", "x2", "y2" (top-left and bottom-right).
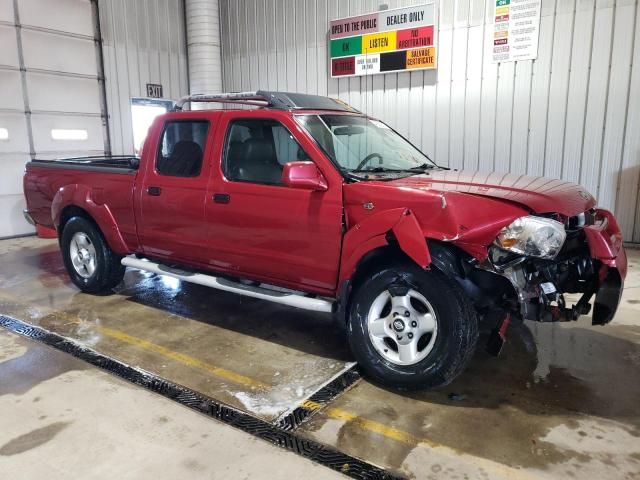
[
  {"x1": 406, "y1": 47, "x2": 436, "y2": 69},
  {"x1": 495, "y1": 6, "x2": 509, "y2": 15},
  {"x1": 362, "y1": 31, "x2": 397, "y2": 54}
]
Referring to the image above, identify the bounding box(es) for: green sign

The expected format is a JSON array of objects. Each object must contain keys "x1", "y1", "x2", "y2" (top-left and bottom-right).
[{"x1": 330, "y1": 36, "x2": 362, "y2": 58}]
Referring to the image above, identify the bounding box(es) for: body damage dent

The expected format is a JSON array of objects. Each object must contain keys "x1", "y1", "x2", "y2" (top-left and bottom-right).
[{"x1": 339, "y1": 207, "x2": 430, "y2": 284}]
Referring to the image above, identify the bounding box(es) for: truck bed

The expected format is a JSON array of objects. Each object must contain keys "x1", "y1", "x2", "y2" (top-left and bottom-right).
[
  {"x1": 24, "y1": 156, "x2": 140, "y2": 249},
  {"x1": 29, "y1": 156, "x2": 140, "y2": 173}
]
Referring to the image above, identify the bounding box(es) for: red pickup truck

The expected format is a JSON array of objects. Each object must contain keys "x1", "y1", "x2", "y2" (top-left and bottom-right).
[{"x1": 23, "y1": 91, "x2": 627, "y2": 390}]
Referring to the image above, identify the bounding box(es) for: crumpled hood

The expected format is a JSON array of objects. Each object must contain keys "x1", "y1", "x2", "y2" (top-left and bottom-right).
[{"x1": 388, "y1": 170, "x2": 596, "y2": 217}]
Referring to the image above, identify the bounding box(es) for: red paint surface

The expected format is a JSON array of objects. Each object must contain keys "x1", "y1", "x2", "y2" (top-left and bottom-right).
[
  {"x1": 331, "y1": 57, "x2": 356, "y2": 76},
  {"x1": 36, "y1": 225, "x2": 57, "y2": 238},
  {"x1": 23, "y1": 108, "x2": 626, "y2": 297},
  {"x1": 396, "y1": 26, "x2": 434, "y2": 50},
  {"x1": 282, "y1": 161, "x2": 328, "y2": 191}
]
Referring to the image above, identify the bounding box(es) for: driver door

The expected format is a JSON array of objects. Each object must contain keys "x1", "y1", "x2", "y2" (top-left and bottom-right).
[{"x1": 205, "y1": 112, "x2": 343, "y2": 294}]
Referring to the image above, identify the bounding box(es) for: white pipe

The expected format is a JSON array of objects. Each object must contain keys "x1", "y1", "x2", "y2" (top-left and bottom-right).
[
  {"x1": 185, "y1": 0, "x2": 223, "y2": 105},
  {"x1": 121, "y1": 256, "x2": 334, "y2": 313}
]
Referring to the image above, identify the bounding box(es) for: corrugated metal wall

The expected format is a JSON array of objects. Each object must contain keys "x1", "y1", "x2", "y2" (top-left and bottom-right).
[
  {"x1": 98, "y1": 0, "x2": 189, "y2": 155},
  {"x1": 219, "y1": 0, "x2": 640, "y2": 243}
]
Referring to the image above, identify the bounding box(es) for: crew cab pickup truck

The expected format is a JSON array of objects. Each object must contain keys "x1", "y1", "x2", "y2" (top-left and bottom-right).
[{"x1": 23, "y1": 91, "x2": 627, "y2": 390}]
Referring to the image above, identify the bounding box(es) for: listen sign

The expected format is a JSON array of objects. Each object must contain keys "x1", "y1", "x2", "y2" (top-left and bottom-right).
[{"x1": 330, "y1": 2, "x2": 437, "y2": 78}]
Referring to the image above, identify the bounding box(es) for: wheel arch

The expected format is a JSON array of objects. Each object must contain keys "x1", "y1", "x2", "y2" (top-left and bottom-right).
[
  {"x1": 52, "y1": 184, "x2": 129, "y2": 255},
  {"x1": 339, "y1": 208, "x2": 430, "y2": 285},
  {"x1": 336, "y1": 208, "x2": 433, "y2": 325},
  {"x1": 337, "y1": 239, "x2": 487, "y2": 326},
  {"x1": 58, "y1": 205, "x2": 95, "y2": 233}
]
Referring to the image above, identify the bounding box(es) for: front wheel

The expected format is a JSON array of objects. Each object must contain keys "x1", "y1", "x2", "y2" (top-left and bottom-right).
[
  {"x1": 60, "y1": 216, "x2": 125, "y2": 293},
  {"x1": 347, "y1": 263, "x2": 478, "y2": 390}
]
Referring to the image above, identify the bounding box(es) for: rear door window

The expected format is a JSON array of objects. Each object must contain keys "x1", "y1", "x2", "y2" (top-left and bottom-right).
[{"x1": 156, "y1": 120, "x2": 209, "y2": 177}]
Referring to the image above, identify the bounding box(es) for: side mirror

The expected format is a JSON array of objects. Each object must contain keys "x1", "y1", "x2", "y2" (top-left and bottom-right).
[{"x1": 282, "y1": 161, "x2": 328, "y2": 191}]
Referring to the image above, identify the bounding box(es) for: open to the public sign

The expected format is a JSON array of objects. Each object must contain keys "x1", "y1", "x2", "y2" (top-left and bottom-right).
[
  {"x1": 329, "y1": 2, "x2": 437, "y2": 78},
  {"x1": 146, "y1": 83, "x2": 163, "y2": 98}
]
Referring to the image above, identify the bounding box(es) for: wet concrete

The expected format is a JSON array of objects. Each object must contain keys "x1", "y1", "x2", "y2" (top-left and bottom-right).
[
  {"x1": 297, "y1": 255, "x2": 640, "y2": 478},
  {"x1": 0, "y1": 236, "x2": 353, "y2": 422},
  {"x1": 299, "y1": 321, "x2": 640, "y2": 478},
  {"x1": 0, "y1": 330, "x2": 343, "y2": 479},
  {"x1": 0, "y1": 422, "x2": 71, "y2": 456},
  {"x1": 1, "y1": 236, "x2": 640, "y2": 479}
]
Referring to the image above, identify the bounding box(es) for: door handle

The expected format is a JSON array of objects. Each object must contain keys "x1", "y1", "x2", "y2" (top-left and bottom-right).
[
  {"x1": 147, "y1": 186, "x2": 161, "y2": 196},
  {"x1": 213, "y1": 193, "x2": 230, "y2": 204}
]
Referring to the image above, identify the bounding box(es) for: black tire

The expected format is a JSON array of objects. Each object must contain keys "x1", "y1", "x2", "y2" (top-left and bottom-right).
[
  {"x1": 347, "y1": 262, "x2": 478, "y2": 390},
  {"x1": 60, "y1": 216, "x2": 125, "y2": 293}
]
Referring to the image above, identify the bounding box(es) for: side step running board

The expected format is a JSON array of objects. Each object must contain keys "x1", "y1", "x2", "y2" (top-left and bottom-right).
[{"x1": 121, "y1": 256, "x2": 334, "y2": 313}]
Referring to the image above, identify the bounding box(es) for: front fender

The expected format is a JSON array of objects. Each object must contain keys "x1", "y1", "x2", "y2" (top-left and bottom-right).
[
  {"x1": 338, "y1": 208, "x2": 430, "y2": 285},
  {"x1": 52, "y1": 184, "x2": 129, "y2": 255}
]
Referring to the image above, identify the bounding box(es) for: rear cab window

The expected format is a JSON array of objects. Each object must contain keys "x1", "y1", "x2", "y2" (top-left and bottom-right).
[{"x1": 156, "y1": 120, "x2": 209, "y2": 177}]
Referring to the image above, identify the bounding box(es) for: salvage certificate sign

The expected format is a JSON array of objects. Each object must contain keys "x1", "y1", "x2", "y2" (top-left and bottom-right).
[
  {"x1": 330, "y1": 3, "x2": 437, "y2": 78},
  {"x1": 492, "y1": 0, "x2": 541, "y2": 63}
]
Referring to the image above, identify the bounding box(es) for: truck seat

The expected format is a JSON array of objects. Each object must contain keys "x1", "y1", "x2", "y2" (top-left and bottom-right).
[
  {"x1": 235, "y1": 138, "x2": 283, "y2": 184},
  {"x1": 161, "y1": 140, "x2": 203, "y2": 177}
]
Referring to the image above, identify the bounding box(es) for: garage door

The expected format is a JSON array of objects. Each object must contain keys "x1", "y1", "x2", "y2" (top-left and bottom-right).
[{"x1": 0, "y1": 0, "x2": 106, "y2": 238}]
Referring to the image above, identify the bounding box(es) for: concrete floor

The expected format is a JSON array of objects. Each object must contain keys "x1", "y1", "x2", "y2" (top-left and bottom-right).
[
  {"x1": 0, "y1": 329, "x2": 342, "y2": 479},
  {"x1": 1, "y1": 236, "x2": 639, "y2": 479}
]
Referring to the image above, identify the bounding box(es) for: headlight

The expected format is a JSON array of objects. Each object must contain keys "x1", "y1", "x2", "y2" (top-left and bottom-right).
[{"x1": 495, "y1": 216, "x2": 566, "y2": 259}]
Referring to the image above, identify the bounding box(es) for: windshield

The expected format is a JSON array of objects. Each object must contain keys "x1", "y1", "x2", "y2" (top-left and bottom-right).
[{"x1": 296, "y1": 114, "x2": 436, "y2": 173}]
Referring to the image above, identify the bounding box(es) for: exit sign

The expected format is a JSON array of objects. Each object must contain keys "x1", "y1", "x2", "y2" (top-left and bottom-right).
[{"x1": 146, "y1": 83, "x2": 163, "y2": 98}]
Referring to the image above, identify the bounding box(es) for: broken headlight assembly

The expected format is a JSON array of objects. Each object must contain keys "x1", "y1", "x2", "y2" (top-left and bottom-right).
[{"x1": 495, "y1": 216, "x2": 566, "y2": 259}]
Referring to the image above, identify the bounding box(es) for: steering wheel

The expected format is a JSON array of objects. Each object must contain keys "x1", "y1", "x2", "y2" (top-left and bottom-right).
[{"x1": 355, "y1": 153, "x2": 383, "y2": 171}]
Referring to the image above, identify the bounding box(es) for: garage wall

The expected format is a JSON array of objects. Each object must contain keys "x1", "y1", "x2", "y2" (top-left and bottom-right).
[
  {"x1": 0, "y1": 0, "x2": 105, "y2": 238},
  {"x1": 219, "y1": 0, "x2": 640, "y2": 243},
  {"x1": 98, "y1": 0, "x2": 189, "y2": 155}
]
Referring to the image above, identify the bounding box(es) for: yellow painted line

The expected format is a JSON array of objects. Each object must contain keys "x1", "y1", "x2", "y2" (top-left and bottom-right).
[
  {"x1": 0, "y1": 289, "x2": 267, "y2": 389},
  {"x1": 303, "y1": 399, "x2": 542, "y2": 480},
  {"x1": 0, "y1": 290, "x2": 547, "y2": 478},
  {"x1": 95, "y1": 325, "x2": 268, "y2": 390},
  {"x1": 304, "y1": 399, "x2": 420, "y2": 445}
]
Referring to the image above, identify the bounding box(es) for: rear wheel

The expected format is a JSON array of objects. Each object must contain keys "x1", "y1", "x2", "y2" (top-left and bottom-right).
[
  {"x1": 60, "y1": 217, "x2": 125, "y2": 293},
  {"x1": 347, "y1": 262, "x2": 478, "y2": 390}
]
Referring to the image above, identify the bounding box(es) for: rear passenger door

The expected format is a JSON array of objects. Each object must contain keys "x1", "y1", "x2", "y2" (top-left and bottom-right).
[
  {"x1": 137, "y1": 117, "x2": 214, "y2": 266},
  {"x1": 205, "y1": 113, "x2": 343, "y2": 294}
]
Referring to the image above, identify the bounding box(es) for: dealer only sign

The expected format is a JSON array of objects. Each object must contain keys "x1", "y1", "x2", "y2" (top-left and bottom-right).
[{"x1": 330, "y1": 2, "x2": 437, "y2": 78}]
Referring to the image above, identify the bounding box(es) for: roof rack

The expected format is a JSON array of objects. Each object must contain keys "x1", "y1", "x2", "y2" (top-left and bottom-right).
[
  {"x1": 173, "y1": 92, "x2": 269, "y2": 110},
  {"x1": 173, "y1": 90, "x2": 359, "y2": 113}
]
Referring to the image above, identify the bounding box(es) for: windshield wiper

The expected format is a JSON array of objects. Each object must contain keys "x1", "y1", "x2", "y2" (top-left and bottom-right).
[
  {"x1": 350, "y1": 166, "x2": 400, "y2": 173},
  {"x1": 350, "y1": 165, "x2": 436, "y2": 174},
  {"x1": 405, "y1": 162, "x2": 437, "y2": 172}
]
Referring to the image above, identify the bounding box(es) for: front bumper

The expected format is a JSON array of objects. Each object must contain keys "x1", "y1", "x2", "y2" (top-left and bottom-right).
[
  {"x1": 484, "y1": 208, "x2": 626, "y2": 325},
  {"x1": 585, "y1": 209, "x2": 626, "y2": 325}
]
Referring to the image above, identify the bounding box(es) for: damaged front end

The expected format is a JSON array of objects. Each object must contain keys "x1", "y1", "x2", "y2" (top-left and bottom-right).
[{"x1": 481, "y1": 208, "x2": 626, "y2": 327}]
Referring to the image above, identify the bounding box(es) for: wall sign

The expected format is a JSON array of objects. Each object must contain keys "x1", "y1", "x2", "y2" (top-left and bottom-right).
[
  {"x1": 491, "y1": 0, "x2": 541, "y2": 63},
  {"x1": 146, "y1": 83, "x2": 163, "y2": 98},
  {"x1": 330, "y1": 3, "x2": 437, "y2": 78}
]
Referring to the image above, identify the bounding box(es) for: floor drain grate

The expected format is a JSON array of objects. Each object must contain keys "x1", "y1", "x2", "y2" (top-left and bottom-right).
[
  {"x1": 277, "y1": 366, "x2": 361, "y2": 431},
  {"x1": 0, "y1": 314, "x2": 404, "y2": 480}
]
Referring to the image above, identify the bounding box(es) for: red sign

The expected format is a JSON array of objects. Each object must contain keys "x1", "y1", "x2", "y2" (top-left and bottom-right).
[
  {"x1": 494, "y1": 38, "x2": 508, "y2": 45},
  {"x1": 332, "y1": 57, "x2": 356, "y2": 76},
  {"x1": 396, "y1": 26, "x2": 434, "y2": 50},
  {"x1": 495, "y1": 14, "x2": 509, "y2": 22}
]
